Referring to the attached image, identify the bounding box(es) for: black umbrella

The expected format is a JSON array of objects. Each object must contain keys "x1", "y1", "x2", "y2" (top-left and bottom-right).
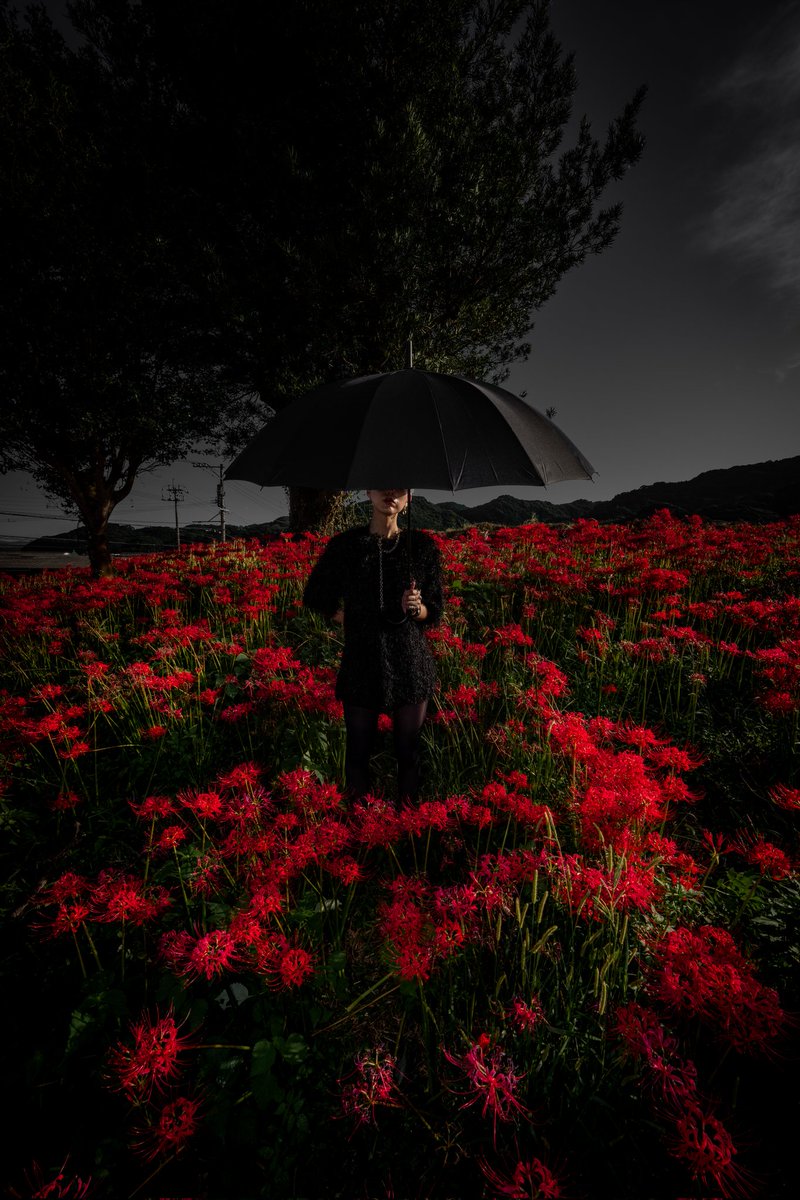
[
  {"x1": 226, "y1": 369, "x2": 594, "y2": 492},
  {"x1": 226, "y1": 352, "x2": 595, "y2": 584}
]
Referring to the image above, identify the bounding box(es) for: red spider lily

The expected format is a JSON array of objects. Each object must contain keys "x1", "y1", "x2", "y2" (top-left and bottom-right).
[
  {"x1": 398, "y1": 797, "x2": 454, "y2": 837},
  {"x1": 394, "y1": 940, "x2": 436, "y2": 981},
  {"x1": 39, "y1": 872, "x2": 90, "y2": 904},
  {"x1": 667, "y1": 1100, "x2": 755, "y2": 1199},
  {"x1": 30, "y1": 873, "x2": 93, "y2": 938},
  {"x1": 523, "y1": 656, "x2": 569, "y2": 700},
  {"x1": 273, "y1": 943, "x2": 314, "y2": 989},
  {"x1": 475, "y1": 847, "x2": 550, "y2": 889},
  {"x1": 381, "y1": 872, "x2": 484, "y2": 974},
  {"x1": 216, "y1": 760, "x2": 262, "y2": 791},
  {"x1": 735, "y1": 835, "x2": 794, "y2": 880},
  {"x1": 350, "y1": 795, "x2": 403, "y2": 848},
  {"x1": 749, "y1": 638, "x2": 800, "y2": 712},
  {"x1": 648, "y1": 925, "x2": 787, "y2": 1053},
  {"x1": 216, "y1": 701, "x2": 255, "y2": 723},
  {"x1": 575, "y1": 752, "x2": 669, "y2": 850},
  {"x1": 255, "y1": 934, "x2": 315, "y2": 989},
  {"x1": 58, "y1": 740, "x2": 91, "y2": 760},
  {"x1": 160, "y1": 927, "x2": 241, "y2": 982},
  {"x1": 250, "y1": 644, "x2": 301, "y2": 674},
  {"x1": 615, "y1": 1002, "x2": 698, "y2": 1107},
  {"x1": 49, "y1": 791, "x2": 82, "y2": 812},
  {"x1": 443, "y1": 1039, "x2": 529, "y2": 1142},
  {"x1": 480, "y1": 1155, "x2": 561, "y2": 1199},
  {"x1": 700, "y1": 829, "x2": 730, "y2": 862},
  {"x1": 141, "y1": 725, "x2": 167, "y2": 740},
  {"x1": 432, "y1": 881, "x2": 480, "y2": 922},
  {"x1": 379, "y1": 880, "x2": 437, "y2": 981},
  {"x1": 8, "y1": 1157, "x2": 92, "y2": 1198},
  {"x1": 152, "y1": 823, "x2": 189, "y2": 853},
  {"x1": 132, "y1": 1093, "x2": 203, "y2": 1161},
  {"x1": 30, "y1": 683, "x2": 65, "y2": 700},
  {"x1": 552, "y1": 851, "x2": 661, "y2": 920},
  {"x1": 323, "y1": 855, "x2": 365, "y2": 884},
  {"x1": 506, "y1": 995, "x2": 545, "y2": 1035},
  {"x1": 642, "y1": 832, "x2": 702, "y2": 891},
  {"x1": 339, "y1": 1045, "x2": 402, "y2": 1128},
  {"x1": 81, "y1": 660, "x2": 111, "y2": 680},
  {"x1": 769, "y1": 783, "x2": 800, "y2": 812},
  {"x1": 91, "y1": 871, "x2": 172, "y2": 926},
  {"x1": 431, "y1": 918, "x2": 466, "y2": 956},
  {"x1": 577, "y1": 625, "x2": 609, "y2": 657},
  {"x1": 187, "y1": 853, "x2": 226, "y2": 897},
  {"x1": 178, "y1": 787, "x2": 225, "y2": 820},
  {"x1": 129, "y1": 793, "x2": 177, "y2": 819},
  {"x1": 646, "y1": 744, "x2": 704, "y2": 773},
  {"x1": 440, "y1": 682, "x2": 480, "y2": 713},
  {"x1": 491, "y1": 623, "x2": 534, "y2": 649},
  {"x1": 471, "y1": 857, "x2": 518, "y2": 913},
  {"x1": 544, "y1": 711, "x2": 597, "y2": 760},
  {"x1": 107, "y1": 1007, "x2": 194, "y2": 1101},
  {"x1": 275, "y1": 767, "x2": 343, "y2": 813},
  {"x1": 477, "y1": 781, "x2": 553, "y2": 830}
]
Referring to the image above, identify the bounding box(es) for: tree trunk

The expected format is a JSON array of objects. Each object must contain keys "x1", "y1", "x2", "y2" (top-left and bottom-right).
[
  {"x1": 288, "y1": 487, "x2": 347, "y2": 534},
  {"x1": 77, "y1": 487, "x2": 115, "y2": 577},
  {"x1": 86, "y1": 512, "x2": 114, "y2": 577}
]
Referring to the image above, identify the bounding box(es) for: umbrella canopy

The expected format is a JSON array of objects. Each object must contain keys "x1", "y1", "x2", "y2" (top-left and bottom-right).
[{"x1": 225, "y1": 368, "x2": 595, "y2": 492}]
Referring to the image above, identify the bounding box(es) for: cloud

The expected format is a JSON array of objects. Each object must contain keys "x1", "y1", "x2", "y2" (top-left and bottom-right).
[
  {"x1": 699, "y1": 6, "x2": 800, "y2": 296},
  {"x1": 710, "y1": 3, "x2": 800, "y2": 112},
  {"x1": 774, "y1": 357, "x2": 800, "y2": 385}
]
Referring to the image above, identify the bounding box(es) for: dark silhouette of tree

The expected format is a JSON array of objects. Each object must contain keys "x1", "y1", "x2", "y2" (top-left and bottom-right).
[
  {"x1": 0, "y1": 2, "x2": 256, "y2": 573},
  {"x1": 1, "y1": 0, "x2": 645, "y2": 544}
]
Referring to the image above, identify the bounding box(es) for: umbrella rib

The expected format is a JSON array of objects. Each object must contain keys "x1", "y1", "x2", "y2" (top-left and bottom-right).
[
  {"x1": 425, "y1": 374, "x2": 457, "y2": 490},
  {"x1": 225, "y1": 367, "x2": 595, "y2": 491}
]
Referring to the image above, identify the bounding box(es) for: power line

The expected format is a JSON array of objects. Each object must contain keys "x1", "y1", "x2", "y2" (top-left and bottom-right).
[{"x1": 0, "y1": 509, "x2": 78, "y2": 522}]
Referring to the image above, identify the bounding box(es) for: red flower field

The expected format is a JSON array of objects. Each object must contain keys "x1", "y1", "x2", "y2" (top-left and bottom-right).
[{"x1": 1, "y1": 511, "x2": 798, "y2": 1198}]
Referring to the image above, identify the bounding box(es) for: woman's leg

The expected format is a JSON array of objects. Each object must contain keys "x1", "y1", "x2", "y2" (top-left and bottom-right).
[
  {"x1": 342, "y1": 704, "x2": 380, "y2": 798},
  {"x1": 393, "y1": 700, "x2": 428, "y2": 803}
]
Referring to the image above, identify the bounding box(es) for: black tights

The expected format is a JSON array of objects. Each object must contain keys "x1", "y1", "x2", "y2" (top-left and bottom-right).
[{"x1": 343, "y1": 701, "x2": 428, "y2": 803}]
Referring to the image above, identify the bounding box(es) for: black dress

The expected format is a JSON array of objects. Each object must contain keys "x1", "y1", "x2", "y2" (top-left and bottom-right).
[{"x1": 302, "y1": 526, "x2": 444, "y2": 713}]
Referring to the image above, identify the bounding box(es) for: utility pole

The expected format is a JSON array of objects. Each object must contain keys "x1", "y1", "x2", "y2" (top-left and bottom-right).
[
  {"x1": 192, "y1": 462, "x2": 228, "y2": 542},
  {"x1": 162, "y1": 482, "x2": 187, "y2": 549}
]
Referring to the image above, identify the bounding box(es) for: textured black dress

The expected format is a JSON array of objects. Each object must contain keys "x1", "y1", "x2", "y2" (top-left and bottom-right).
[{"x1": 302, "y1": 526, "x2": 444, "y2": 713}]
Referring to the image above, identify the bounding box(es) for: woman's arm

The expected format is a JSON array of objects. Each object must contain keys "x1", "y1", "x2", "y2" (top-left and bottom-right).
[
  {"x1": 410, "y1": 535, "x2": 444, "y2": 625},
  {"x1": 302, "y1": 537, "x2": 345, "y2": 620}
]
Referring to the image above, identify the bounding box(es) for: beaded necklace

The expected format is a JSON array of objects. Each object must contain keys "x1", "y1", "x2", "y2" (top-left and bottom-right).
[{"x1": 375, "y1": 531, "x2": 407, "y2": 625}]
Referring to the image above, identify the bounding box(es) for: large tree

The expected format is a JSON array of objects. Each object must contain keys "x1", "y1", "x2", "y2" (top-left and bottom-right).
[
  {"x1": 0, "y1": 1, "x2": 253, "y2": 573},
  {"x1": 73, "y1": 0, "x2": 645, "y2": 528},
  {"x1": 1, "y1": 0, "x2": 644, "y2": 546}
]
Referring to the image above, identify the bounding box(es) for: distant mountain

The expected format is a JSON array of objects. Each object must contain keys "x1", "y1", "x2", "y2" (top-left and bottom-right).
[
  {"x1": 570, "y1": 456, "x2": 800, "y2": 523},
  {"x1": 20, "y1": 457, "x2": 800, "y2": 553}
]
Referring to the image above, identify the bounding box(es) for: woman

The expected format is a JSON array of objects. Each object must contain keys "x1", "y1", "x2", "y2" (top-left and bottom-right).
[{"x1": 303, "y1": 488, "x2": 443, "y2": 803}]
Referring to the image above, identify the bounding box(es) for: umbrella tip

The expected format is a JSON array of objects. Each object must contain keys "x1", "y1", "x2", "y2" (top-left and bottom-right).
[{"x1": 405, "y1": 336, "x2": 414, "y2": 370}]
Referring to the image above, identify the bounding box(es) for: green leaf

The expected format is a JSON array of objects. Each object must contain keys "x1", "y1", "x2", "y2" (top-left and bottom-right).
[
  {"x1": 65, "y1": 1009, "x2": 93, "y2": 1054},
  {"x1": 277, "y1": 1032, "x2": 308, "y2": 1065},
  {"x1": 250, "y1": 1038, "x2": 280, "y2": 1110}
]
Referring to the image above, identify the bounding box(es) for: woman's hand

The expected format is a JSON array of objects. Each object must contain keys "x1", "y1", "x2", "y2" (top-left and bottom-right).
[
  {"x1": 332, "y1": 608, "x2": 344, "y2": 625},
  {"x1": 402, "y1": 581, "x2": 426, "y2": 621}
]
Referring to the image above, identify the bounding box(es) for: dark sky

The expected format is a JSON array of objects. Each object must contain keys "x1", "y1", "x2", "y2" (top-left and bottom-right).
[
  {"x1": 501, "y1": 0, "x2": 800, "y2": 507},
  {"x1": 3, "y1": 0, "x2": 799, "y2": 540}
]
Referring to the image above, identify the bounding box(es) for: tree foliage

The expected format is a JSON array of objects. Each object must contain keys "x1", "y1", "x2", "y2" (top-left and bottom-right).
[
  {"x1": 74, "y1": 0, "x2": 643, "y2": 395},
  {"x1": 0, "y1": 0, "x2": 645, "y2": 551},
  {"x1": 0, "y1": 0, "x2": 250, "y2": 572}
]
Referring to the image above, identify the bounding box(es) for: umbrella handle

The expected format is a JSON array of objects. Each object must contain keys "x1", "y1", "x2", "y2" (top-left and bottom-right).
[{"x1": 406, "y1": 488, "x2": 413, "y2": 585}]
